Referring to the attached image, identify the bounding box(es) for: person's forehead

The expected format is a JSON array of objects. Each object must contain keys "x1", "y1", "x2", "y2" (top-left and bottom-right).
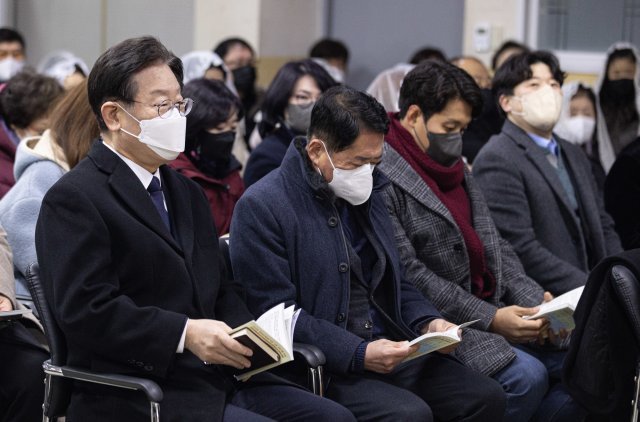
[
  {"x1": 529, "y1": 62, "x2": 554, "y2": 79},
  {"x1": 226, "y1": 44, "x2": 253, "y2": 60},
  {"x1": 0, "y1": 41, "x2": 23, "y2": 52},
  {"x1": 341, "y1": 132, "x2": 384, "y2": 156},
  {"x1": 132, "y1": 64, "x2": 180, "y2": 98}
]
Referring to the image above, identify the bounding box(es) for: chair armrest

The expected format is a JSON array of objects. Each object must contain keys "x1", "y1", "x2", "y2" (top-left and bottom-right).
[
  {"x1": 43, "y1": 360, "x2": 163, "y2": 403},
  {"x1": 293, "y1": 343, "x2": 326, "y2": 368}
]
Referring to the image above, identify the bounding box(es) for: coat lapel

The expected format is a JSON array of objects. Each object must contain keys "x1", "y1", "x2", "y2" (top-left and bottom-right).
[
  {"x1": 161, "y1": 165, "x2": 194, "y2": 264},
  {"x1": 503, "y1": 121, "x2": 579, "y2": 222},
  {"x1": 381, "y1": 144, "x2": 457, "y2": 227},
  {"x1": 89, "y1": 141, "x2": 183, "y2": 255}
]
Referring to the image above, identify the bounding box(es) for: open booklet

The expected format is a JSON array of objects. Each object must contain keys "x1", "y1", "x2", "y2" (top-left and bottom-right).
[
  {"x1": 230, "y1": 303, "x2": 300, "y2": 381},
  {"x1": 522, "y1": 285, "x2": 585, "y2": 331},
  {"x1": 403, "y1": 319, "x2": 480, "y2": 363}
]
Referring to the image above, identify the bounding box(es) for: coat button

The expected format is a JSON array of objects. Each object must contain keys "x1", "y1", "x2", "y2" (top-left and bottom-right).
[
  {"x1": 328, "y1": 216, "x2": 338, "y2": 227},
  {"x1": 364, "y1": 320, "x2": 373, "y2": 329},
  {"x1": 453, "y1": 243, "x2": 464, "y2": 253},
  {"x1": 337, "y1": 313, "x2": 346, "y2": 322},
  {"x1": 338, "y1": 262, "x2": 349, "y2": 273}
]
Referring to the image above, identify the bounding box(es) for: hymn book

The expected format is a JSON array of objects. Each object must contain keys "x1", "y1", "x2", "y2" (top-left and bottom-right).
[
  {"x1": 522, "y1": 286, "x2": 584, "y2": 331},
  {"x1": 403, "y1": 319, "x2": 480, "y2": 362},
  {"x1": 230, "y1": 303, "x2": 300, "y2": 381}
]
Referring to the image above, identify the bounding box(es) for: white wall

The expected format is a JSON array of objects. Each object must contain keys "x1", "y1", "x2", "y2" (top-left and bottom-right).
[
  {"x1": 462, "y1": 0, "x2": 526, "y2": 68},
  {"x1": 193, "y1": 0, "x2": 260, "y2": 53},
  {"x1": 16, "y1": 0, "x2": 102, "y2": 69}
]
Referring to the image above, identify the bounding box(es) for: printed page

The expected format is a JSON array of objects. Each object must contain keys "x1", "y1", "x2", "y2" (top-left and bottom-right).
[
  {"x1": 524, "y1": 286, "x2": 584, "y2": 330},
  {"x1": 404, "y1": 320, "x2": 479, "y2": 362}
]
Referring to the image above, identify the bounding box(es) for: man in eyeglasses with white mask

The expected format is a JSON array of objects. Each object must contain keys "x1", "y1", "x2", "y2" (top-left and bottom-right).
[
  {"x1": 231, "y1": 85, "x2": 506, "y2": 421},
  {"x1": 34, "y1": 36, "x2": 355, "y2": 422},
  {"x1": 474, "y1": 51, "x2": 621, "y2": 421},
  {"x1": 474, "y1": 51, "x2": 622, "y2": 299}
]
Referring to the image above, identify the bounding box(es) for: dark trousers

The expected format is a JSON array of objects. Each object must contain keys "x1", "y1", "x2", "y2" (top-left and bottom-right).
[
  {"x1": 0, "y1": 322, "x2": 48, "y2": 422},
  {"x1": 325, "y1": 353, "x2": 506, "y2": 422},
  {"x1": 224, "y1": 384, "x2": 355, "y2": 421}
]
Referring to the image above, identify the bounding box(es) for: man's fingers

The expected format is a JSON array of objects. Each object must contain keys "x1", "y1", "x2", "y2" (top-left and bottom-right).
[{"x1": 220, "y1": 336, "x2": 253, "y2": 357}]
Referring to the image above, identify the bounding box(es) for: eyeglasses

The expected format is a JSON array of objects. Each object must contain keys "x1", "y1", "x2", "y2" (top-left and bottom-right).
[{"x1": 131, "y1": 98, "x2": 194, "y2": 119}]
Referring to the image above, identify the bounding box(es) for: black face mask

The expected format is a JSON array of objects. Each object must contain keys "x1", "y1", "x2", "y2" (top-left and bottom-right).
[
  {"x1": 427, "y1": 131, "x2": 463, "y2": 167},
  {"x1": 602, "y1": 79, "x2": 635, "y2": 104},
  {"x1": 232, "y1": 65, "x2": 256, "y2": 97},
  {"x1": 198, "y1": 131, "x2": 235, "y2": 162}
]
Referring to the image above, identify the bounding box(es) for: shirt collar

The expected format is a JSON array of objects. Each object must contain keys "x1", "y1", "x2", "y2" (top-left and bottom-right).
[
  {"x1": 527, "y1": 132, "x2": 556, "y2": 151},
  {"x1": 102, "y1": 140, "x2": 161, "y2": 189}
]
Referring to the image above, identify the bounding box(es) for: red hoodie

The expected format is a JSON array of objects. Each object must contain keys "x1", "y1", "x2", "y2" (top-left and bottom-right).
[{"x1": 169, "y1": 153, "x2": 245, "y2": 236}]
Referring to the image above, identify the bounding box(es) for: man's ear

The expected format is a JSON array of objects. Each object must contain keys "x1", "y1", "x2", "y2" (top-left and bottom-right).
[
  {"x1": 306, "y1": 137, "x2": 324, "y2": 166},
  {"x1": 404, "y1": 104, "x2": 423, "y2": 129},
  {"x1": 101, "y1": 101, "x2": 122, "y2": 131},
  {"x1": 498, "y1": 94, "x2": 512, "y2": 113}
]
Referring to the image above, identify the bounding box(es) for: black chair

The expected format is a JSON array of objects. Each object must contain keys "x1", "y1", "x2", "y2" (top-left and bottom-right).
[
  {"x1": 25, "y1": 263, "x2": 163, "y2": 422},
  {"x1": 218, "y1": 235, "x2": 326, "y2": 396},
  {"x1": 563, "y1": 257, "x2": 640, "y2": 422}
]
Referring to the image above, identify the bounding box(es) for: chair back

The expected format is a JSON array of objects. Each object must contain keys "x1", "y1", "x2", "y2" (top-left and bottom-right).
[
  {"x1": 563, "y1": 259, "x2": 640, "y2": 420},
  {"x1": 25, "y1": 262, "x2": 73, "y2": 417}
]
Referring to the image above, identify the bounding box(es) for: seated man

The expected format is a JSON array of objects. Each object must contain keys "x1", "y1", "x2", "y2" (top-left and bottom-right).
[
  {"x1": 35, "y1": 36, "x2": 353, "y2": 422},
  {"x1": 473, "y1": 51, "x2": 622, "y2": 297},
  {"x1": 231, "y1": 85, "x2": 506, "y2": 421},
  {"x1": 473, "y1": 50, "x2": 620, "y2": 421},
  {"x1": 378, "y1": 59, "x2": 560, "y2": 421}
]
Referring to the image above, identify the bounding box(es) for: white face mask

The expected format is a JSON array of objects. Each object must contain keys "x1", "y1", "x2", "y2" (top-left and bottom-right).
[
  {"x1": 511, "y1": 84, "x2": 563, "y2": 132},
  {"x1": 0, "y1": 58, "x2": 23, "y2": 81},
  {"x1": 320, "y1": 141, "x2": 373, "y2": 206},
  {"x1": 118, "y1": 105, "x2": 186, "y2": 161},
  {"x1": 555, "y1": 115, "x2": 596, "y2": 145}
]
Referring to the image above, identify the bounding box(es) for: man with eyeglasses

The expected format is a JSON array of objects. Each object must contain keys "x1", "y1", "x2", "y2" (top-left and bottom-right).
[{"x1": 34, "y1": 36, "x2": 355, "y2": 422}]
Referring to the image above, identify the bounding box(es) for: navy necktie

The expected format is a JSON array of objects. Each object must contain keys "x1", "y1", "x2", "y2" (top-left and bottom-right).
[{"x1": 147, "y1": 176, "x2": 171, "y2": 231}]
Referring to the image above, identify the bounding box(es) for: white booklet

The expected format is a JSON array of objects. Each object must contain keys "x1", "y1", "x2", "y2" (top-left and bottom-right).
[
  {"x1": 229, "y1": 303, "x2": 300, "y2": 381},
  {"x1": 403, "y1": 319, "x2": 480, "y2": 362},
  {"x1": 522, "y1": 286, "x2": 584, "y2": 331}
]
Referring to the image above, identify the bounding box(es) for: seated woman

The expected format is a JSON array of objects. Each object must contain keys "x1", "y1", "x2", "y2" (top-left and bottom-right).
[
  {"x1": 0, "y1": 71, "x2": 64, "y2": 199},
  {"x1": 37, "y1": 50, "x2": 90, "y2": 90},
  {"x1": 554, "y1": 82, "x2": 605, "y2": 192},
  {"x1": 0, "y1": 80, "x2": 98, "y2": 304},
  {"x1": 169, "y1": 78, "x2": 244, "y2": 236},
  {"x1": 243, "y1": 59, "x2": 336, "y2": 187},
  {"x1": 0, "y1": 223, "x2": 48, "y2": 421}
]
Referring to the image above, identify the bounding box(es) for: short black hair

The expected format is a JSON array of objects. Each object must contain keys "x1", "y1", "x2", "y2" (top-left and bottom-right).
[
  {"x1": 259, "y1": 59, "x2": 337, "y2": 137},
  {"x1": 309, "y1": 85, "x2": 389, "y2": 153},
  {"x1": 183, "y1": 78, "x2": 243, "y2": 151},
  {"x1": 88, "y1": 36, "x2": 183, "y2": 131},
  {"x1": 0, "y1": 70, "x2": 63, "y2": 129},
  {"x1": 213, "y1": 38, "x2": 255, "y2": 60},
  {"x1": 309, "y1": 38, "x2": 349, "y2": 64},
  {"x1": 492, "y1": 50, "x2": 565, "y2": 101},
  {"x1": 0, "y1": 27, "x2": 25, "y2": 49},
  {"x1": 399, "y1": 60, "x2": 483, "y2": 121},
  {"x1": 409, "y1": 46, "x2": 446, "y2": 65},
  {"x1": 491, "y1": 40, "x2": 529, "y2": 71}
]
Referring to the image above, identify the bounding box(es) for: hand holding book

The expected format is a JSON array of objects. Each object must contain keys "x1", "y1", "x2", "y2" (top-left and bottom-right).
[
  {"x1": 403, "y1": 319, "x2": 480, "y2": 362},
  {"x1": 523, "y1": 286, "x2": 584, "y2": 332}
]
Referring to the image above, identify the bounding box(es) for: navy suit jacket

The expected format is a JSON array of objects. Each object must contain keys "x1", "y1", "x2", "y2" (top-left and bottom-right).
[
  {"x1": 35, "y1": 140, "x2": 257, "y2": 421},
  {"x1": 231, "y1": 138, "x2": 441, "y2": 375}
]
